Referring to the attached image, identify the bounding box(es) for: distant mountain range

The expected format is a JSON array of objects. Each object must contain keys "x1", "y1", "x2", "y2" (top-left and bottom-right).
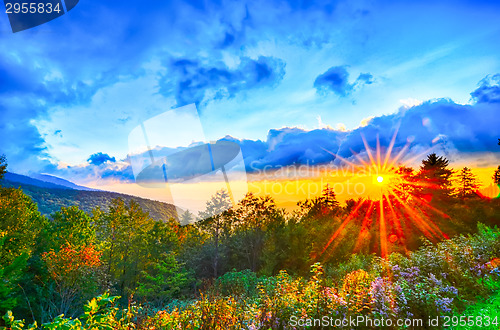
[{"x1": 1, "y1": 172, "x2": 178, "y2": 221}]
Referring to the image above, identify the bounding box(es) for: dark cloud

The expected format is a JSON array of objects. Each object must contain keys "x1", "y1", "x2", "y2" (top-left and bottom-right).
[
  {"x1": 335, "y1": 99, "x2": 500, "y2": 163},
  {"x1": 162, "y1": 56, "x2": 286, "y2": 106},
  {"x1": 314, "y1": 66, "x2": 352, "y2": 96},
  {"x1": 87, "y1": 152, "x2": 116, "y2": 166},
  {"x1": 236, "y1": 98, "x2": 500, "y2": 171},
  {"x1": 356, "y1": 73, "x2": 374, "y2": 85},
  {"x1": 222, "y1": 127, "x2": 348, "y2": 172},
  {"x1": 471, "y1": 74, "x2": 500, "y2": 103},
  {"x1": 314, "y1": 66, "x2": 374, "y2": 97}
]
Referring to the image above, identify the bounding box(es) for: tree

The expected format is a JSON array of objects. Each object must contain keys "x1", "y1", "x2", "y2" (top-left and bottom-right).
[
  {"x1": 416, "y1": 153, "x2": 454, "y2": 201},
  {"x1": 455, "y1": 167, "x2": 480, "y2": 199},
  {"x1": 394, "y1": 166, "x2": 416, "y2": 202},
  {"x1": 95, "y1": 198, "x2": 153, "y2": 299},
  {"x1": 297, "y1": 184, "x2": 340, "y2": 217},
  {"x1": 197, "y1": 189, "x2": 233, "y2": 278},
  {"x1": 229, "y1": 193, "x2": 279, "y2": 272},
  {"x1": 179, "y1": 210, "x2": 194, "y2": 226},
  {"x1": 41, "y1": 243, "x2": 102, "y2": 318},
  {"x1": 0, "y1": 154, "x2": 7, "y2": 180},
  {"x1": 0, "y1": 187, "x2": 45, "y2": 312},
  {"x1": 135, "y1": 252, "x2": 192, "y2": 308},
  {"x1": 494, "y1": 166, "x2": 500, "y2": 185}
]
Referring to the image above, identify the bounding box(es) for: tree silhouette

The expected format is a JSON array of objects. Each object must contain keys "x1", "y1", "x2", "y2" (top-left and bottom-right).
[
  {"x1": 416, "y1": 153, "x2": 454, "y2": 201},
  {"x1": 494, "y1": 166, "x2": 500, "y2": 185},
  {"x1": 455, "y1": 167, "x2": 480, "y2": 199}
]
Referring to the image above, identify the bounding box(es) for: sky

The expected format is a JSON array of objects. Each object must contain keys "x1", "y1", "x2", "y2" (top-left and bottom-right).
[{"x1": 1, "y1": 0, "x2": 500, "y2": 209}]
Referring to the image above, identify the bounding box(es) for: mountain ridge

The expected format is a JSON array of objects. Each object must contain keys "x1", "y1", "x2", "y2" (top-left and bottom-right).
[{"x1": 1, "y1": 172, "x2": 178, "y2": 221}]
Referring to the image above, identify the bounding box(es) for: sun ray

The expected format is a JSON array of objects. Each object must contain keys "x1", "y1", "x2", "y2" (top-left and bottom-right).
[
  {"x1": 319, "y1": 199, "x2": 366, "y2": 260},
  {"x1": 376, "y1": 134, "x2": 382, "y2": 172},
  {"x1": 319, "y1": 128, "x2": 453, "y2": 260},
  {"x1": 361, "y1": 134, "x2": 378, "y2": 172},
  {"x1": 384, "y1": 194, "x2": 407, "y2": 249},
  {"x1": 354, "y1": 201, "x2": 375, "y2": 252},
  {"x1": 379, "y1": 198, "x2": 388, "y2": 258},
  {"x1": 382, "y1": 123, "x2": 400, "y2": 171}
]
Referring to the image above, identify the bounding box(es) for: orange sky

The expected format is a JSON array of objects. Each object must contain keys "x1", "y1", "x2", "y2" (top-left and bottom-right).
[{"x1": 87, "y1": 165, "x2": 500, "y2": 213}]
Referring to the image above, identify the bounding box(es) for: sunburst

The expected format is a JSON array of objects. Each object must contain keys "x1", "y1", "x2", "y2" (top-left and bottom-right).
[{"x1": 318, "y1": 127, "x2": 450, "y2": 260}]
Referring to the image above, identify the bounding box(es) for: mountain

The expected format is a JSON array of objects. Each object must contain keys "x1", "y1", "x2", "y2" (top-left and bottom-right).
[
  {"x1": 1, "y1": 172, "x2": 178, "y2": 221},
  {"x1": 3, "y1": 172, "x2": 78, "y2": 190},
  {"x1": 32, "y1": 173, "x2": 98, "y2": 191}
]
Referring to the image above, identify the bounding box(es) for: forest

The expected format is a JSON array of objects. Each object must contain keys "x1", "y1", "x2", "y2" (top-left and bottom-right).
[{"x1": 1, "y1": 151, "x2": 500, "y2": 329}]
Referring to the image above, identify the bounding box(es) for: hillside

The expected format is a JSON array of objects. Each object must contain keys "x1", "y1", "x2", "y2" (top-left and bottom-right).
[{"x1": 1, "y1": 174, "x2": 178, "y2": 221}]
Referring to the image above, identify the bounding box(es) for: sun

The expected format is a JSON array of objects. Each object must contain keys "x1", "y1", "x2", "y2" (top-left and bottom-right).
[{"x1": 318, "y1": 127, "x2": 450, "y2": 260}]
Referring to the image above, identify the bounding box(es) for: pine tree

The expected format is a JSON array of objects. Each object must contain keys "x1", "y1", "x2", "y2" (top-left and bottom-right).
[
  {"x1": 455, "y1": 167, "x2": 480, "y2": 199},
  {"x1": 179, "y1": 210, "x2": 194, "y2": 226},
  {"x1": 416, "y1": 153, "x2": 454, "y2": 201},
  {"x1": 321, "y1": 184, "x2": 340, "y2": 210},
  {"x1": 493, "y1": 166, "x2": 500, "y2": 185}
]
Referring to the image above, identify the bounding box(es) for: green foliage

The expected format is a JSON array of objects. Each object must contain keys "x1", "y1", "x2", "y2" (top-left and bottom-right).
[
  {"x1": 1, "y1": 160, "x2": 500, "y2": 329},
  {"x1": 1, "y1": 293, "x2": 135, "y2": 330},
  {"x1": 214, "y1": 269, "x2": 260, "y2": 297},
  {"x1": 0, "y1": 179, "x2": 177, "y2": 221},
  {"x1": 0, "y1": 187, "x2": 45, "y2": 312},
  {"x1": 135, "y1": 252, "x2": 193, "y2": 308}
]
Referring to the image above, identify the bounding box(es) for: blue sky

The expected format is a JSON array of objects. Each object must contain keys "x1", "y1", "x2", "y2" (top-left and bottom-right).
[{"x1": 1, "y1": 0, "x2": 500, "y2": 185}]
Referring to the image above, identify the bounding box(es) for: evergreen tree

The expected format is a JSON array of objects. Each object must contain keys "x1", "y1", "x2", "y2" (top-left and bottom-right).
[
  {"x1": 494, "y1": 166, "x2": 500, "y2": 185},
  {"x1": 179, "y1": 210, "x2": 194, "y2": 226},
  {"x1": 455, "y1": 167, "x2": 480, "y2": 199},
  {"x1": 416, "y1": 153, "x2": 454, "y2": 201},
  {"x1": 321, "y1": 184, "x2": 340, "y2": 210}
]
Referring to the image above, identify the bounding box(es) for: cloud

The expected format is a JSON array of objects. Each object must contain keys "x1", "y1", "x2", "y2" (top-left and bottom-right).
[
  {"x1": 314, "y1": 66, "x2": 352, "y2": 96},
  {"x1": 471, "y1": 74, "x2": 500, "y2": 103},
  {"x1": 161, "y1": 56, "x2": 286, "y2": 106},
  {"x1": 227, "y1": 127, "x2": 348, "y2": 172},
  {"x1": 313, "y1": 66, "x2": 374, "y2": 97},
  {"x1": 87, "y1": 152, "x2": 116, "y2": 166},
  {"x1": 356, "y1": 73, "x2": 374, "y2": 85},
  {"x1": 43, "y1": 90, "x2": 500, "y2": 184},
  {"x1": 335, "y1": 98, "x2": 500, "y2": 164}
]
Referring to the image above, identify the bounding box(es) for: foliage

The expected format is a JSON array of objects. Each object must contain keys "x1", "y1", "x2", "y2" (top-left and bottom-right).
[
  {"x1": 0, "y1": 186, "x2": 45, "y2": 313},
  {"x1": 1, "y1": 293, "x2": 136, "y2": 330},
  {"x1": 0, "y1": 178, "x2": 177, "y2": 221},
  {"x1": 0, "y1": 155, "x2": 6, "y2": 180},
  {"x1": 41, "y1": 243, "x2": 102, "y2": 317},
  {"x1": 454, "y1": 167, "x2": 480, "y2": 199},
  {"x1": 135, "y1": 252, "x2": 193, "y2": 308},
  {"x1": 2, "y1": 151, "x2": 500, "y2": 328}
]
